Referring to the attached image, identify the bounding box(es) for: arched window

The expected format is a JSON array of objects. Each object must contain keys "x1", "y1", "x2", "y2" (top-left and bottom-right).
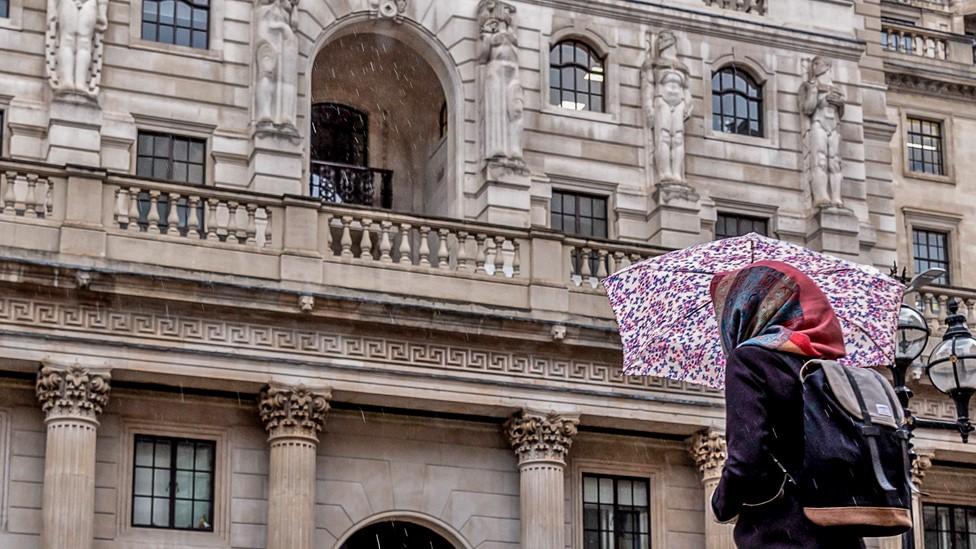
[
  {"x1": 549, "y1": 39, "x2": 605, "y2": 112},
  {"x1": 711, "y1": 66, "x2": 763, "y2": 137}
]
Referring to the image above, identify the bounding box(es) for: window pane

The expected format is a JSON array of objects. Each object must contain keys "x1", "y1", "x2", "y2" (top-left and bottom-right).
[
  {"x1": 153, "y1": 469, "x2": 171, "y2": 496},
  {"x1": 133, "y1": 496, "x2": 152, "y2": 526},
  {"x1": 175, "y1": 470, "x2": 192, "y2": 497},
  {"x1": 584, "y1": 476, "x2": 599, "y2": 502},
  {"x1": 177, "y1": 443, "x2": 194, "y2": 469},
  {"x1": 550, "y1": 40, "x2": 605, "y2": 112},
  {"x1": 172, "y1": 162, "x2": 188, "y2": 182},
  {"x1": 195, "y1": 443, "x2": 213, "y2": 471},
  {"x1": 174, "y1": 500, "x2": 193, "y2": 529},
  {"x1": 188, "y1": 164, "x2": 204, "y2": 184},
  {"x1": 143, "y1": 0, "x2": 158, "y2": 21},
  {"x1": 152, "y1": 497, "x2": 170, "y2": 526},
  {"x1": 599, "y1": 478, "x2": 613, "y2": 502},
  {"x1": 135, "y1": 440, "x2": 154, "y2": 466},
  {"x1": 134, "y1": 468, "x2": 153, "y2": 496},
  {"x1": 194, "y1": 472, "x2": 211, "y2": 499},
  {"x1": 193, "y1": 502, "x2": 212, "y2": 529}
]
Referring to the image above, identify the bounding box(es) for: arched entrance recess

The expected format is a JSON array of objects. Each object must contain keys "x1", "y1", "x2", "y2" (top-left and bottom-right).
[
  {"x1": 333, "y1": 511, "x2": 473, "y2": 549},
  {"x1": 307, "y1": 15, "x2": 464, "y2": 218}
]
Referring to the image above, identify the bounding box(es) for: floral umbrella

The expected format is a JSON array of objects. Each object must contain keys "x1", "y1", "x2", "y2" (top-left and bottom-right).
[{"x1": 602, "y1": 233, "x2": 905, "y2": 388}]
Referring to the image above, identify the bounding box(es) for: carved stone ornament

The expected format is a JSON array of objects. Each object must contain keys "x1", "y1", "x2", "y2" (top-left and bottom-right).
[
  {"x1": 45, "y1": 0, "x2": 108, "y2": 100},
  {"x1": 910, "y1": 449, "x2": 934, "y2": 488},
  {"x1": 643, "y1": 30, "x2": 693, "y2": 187},
  {"x1": 504, "y1": 410, "x2": 579, "y2": 465},
  {"x1": 799, "y1": 56, "x2": 846, "y2": 209},
  {"x1": 36, "y1": 363, "x2": 111, "y2": 420},
  {"x1": 258, "y1": 383, "x2": 331, "y2": 437},
  {"x1": 253, "y1": 0, "x2": 300, "y2": 137},
  {"x1": 368, "y1": 0, "x2": 407, "y2": 20},
  {"x1": 689, "y1": 429, "x2": 727, "y2": 481},
  {"x1": 477, "y1": 0, "x2": 524, "y2": 165}
]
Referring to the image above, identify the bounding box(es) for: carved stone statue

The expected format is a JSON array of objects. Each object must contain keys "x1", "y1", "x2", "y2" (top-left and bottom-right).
[
  {"x1": 477, "y1": 0, "x2": 523, "y2": 164},
  {"x1": 254, "y1": 0, "x2": 299, "y2": 135},
  {"x1": 644, "y1": 31, "x2": 693, "y2": 185},
  {"x1": 799, "y1": 56, "x2": 846, "y2": 208},
  {"x1": 45, "y1": 0, "x2": 108, "y2": 99}
]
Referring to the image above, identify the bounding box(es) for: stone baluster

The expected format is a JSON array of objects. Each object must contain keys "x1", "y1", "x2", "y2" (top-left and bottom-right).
[
  {"x1": 204, "y1": 199, "x2": 219, "y2": 241},
  {"x1": 512, "y1": 240, "x2": 521, "y2": 277},
  {"x1": 504, "y1": 410, "x2": 579, "y2": 549},
  {"x1": 493, "y1": 236, "x2": 506, "y2": 277},
  {"x1": 457, "y1": 232, "x2": 471, "y2": 272},
  {"x1": 616, "y1": 251, "x2": 630, "y2": 270},
  {"x1": 226, "y1": 202, "x2": 240, "y2": 244},
  {"x1": 258, "y1": 383, "x2": 331, "y2": 549},
  {"x1": 379, "y1": 221, "x2": 393, "y2": 263},
  {"x1": 166, "y1": 193, "x2": 181, "y2": 236},
  {"x1": 127, "y1": 188, "x2": 141, "y2": 231},
  {"x1": 35, "y1": 363, "x2": 112, "y2": 549},
  {"x1": 245, "y1": 204, "x2": 258, "y2": 245},
  {"x1": 339, "y1": 216, "x2": 353, "y2": 258},
  {"x1": 596, "y1": 249, "x2": 609, "y2": 279},
  {"x1": 398, "y1": 223, "x2": 413, "y2": 265},
  {"x1": 475, "y1": 234, "x2": 487, "y2": 274},
  {"x1": 23, "y1": 174, "x2": 38, "y2": 218},
  {"x1": 1, "y1": 171, "x2": 15, "y2": 215},
  {"x1": 264, "y1": 208, "x2": 273, "y2": 248},
  {"x1": 146, "y1": 191, "x2": 161, "y2": 234},
  {"x1": 115, "y1": 188, "x2": 130, "y2": 228},
  {"x1": 437, "y1": 228, "x2": 451, "y2": 270},
  {"x1": 418, "y1": 226, "x2": 431, "y2": 267},
  {"x1": 187, "y1": 196, "x2": 201, "y2": 238},
  {"x1": 580, "y1": 248, "x2": 593, "y2": 279},
  {"x1": 35, "y1": 176, "x2": 51, "y2": 218},
  {"x1": 359, "y1": 218, "x2": 374, "y2": 261},
  {"x1": 689, "y1": 429, "x2": 735, "y2": 549}
]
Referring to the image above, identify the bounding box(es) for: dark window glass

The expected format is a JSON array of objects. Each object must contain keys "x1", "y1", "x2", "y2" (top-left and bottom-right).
[
  {"x1": 923, "y1": 503, "x2": 976, "y2": 549},
  {"x1": 551, "y1": 190, "x2": 608, "y2": 238},
  {"x1": 0, "y1": 0, "x2": 8, "y2": 19},
  {"x1": 715, "y1": 213, "x2": 768, "y2": 239},
  {"x1": 136, "y1": 131, "x2": 206, "y2": 185},
  {"x1": 913, "y1": 229, "x2": 950, "y2": 285},
  {"x1": 549, "y1": 40, "x2": 605, "y2": 112},
  {"x1": 439, "y1": 101, "x2": 447, "y2": 139},
  {"x1": 142, "y1": 0, "x2": 209, "y2": 49},
  {"x1": 583, "y1": 474, "x2": 650, "y2": 549},
  {"x1": 310, "y1": 103, "x2": 368, "y2": 166},
  {"x1": 132, "y1": 435, "x2": 215, "y2": 531},
  {"x1": 712, "y1": 66, "x2": 763, "y2": 137},
  {"x1": 907, "y1": 117, "x2": 945, "y2": 176}
]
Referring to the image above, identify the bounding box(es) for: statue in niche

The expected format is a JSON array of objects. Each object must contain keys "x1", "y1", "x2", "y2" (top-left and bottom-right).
[
  {"x1": 45, "y1": 0, "x2": 108, "y2": 99},
  {"x1": 477, "y1": 0, "x2": 524, "y2": 164},
  {"x1": 799, "y1": 56, "x2": 846, "y2": 208},
  {"x1": 253, "y1": 0, "x2": 300, "y2": 135},
  {"x1": 643, "y1": 30, "x2": 693, "y2": 185}
]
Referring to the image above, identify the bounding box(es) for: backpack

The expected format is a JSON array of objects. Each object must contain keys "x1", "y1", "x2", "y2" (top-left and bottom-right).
[{"x1": 797, "y1": 359, "x2": 914, "y2": 537}]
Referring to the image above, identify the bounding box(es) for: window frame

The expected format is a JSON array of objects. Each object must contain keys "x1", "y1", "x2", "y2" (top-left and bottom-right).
[
  {"x1": 912, "y1": 228, "x2": 951, "y2": 286},
  {"x1": 550, "y1": 189, "x2": 609, "y2": 239},
  {"x1": 540, "y1": 27, "x2": 618, "y2": 123},
  {"x1": 715, "y1": 212, "x2": 769, "y2": 239},
  {"x1": 901, "y1": 111, "x2": 954, "y2": 184},
  {"x1": 906, "y1": 116, "x2": 945, "y2": 177},
  {"x1": 581, "y1": 473, "x2": 652, "y2": 549},
  {"x1": 923, "y1": 502, "x2": 976, "y2": 549},
  {"x1": 135, "y1": 130, "x2": 208, "y2": 186},
  {"x1": 902, "y1": 208, "x2": 961, "y2": 289},
  {"x1": 140, "y1": 0, "x2": 211, "y2": 50},
  {"x1": 549, "y1": 39, "x2": 607, "y2": 113},
  {"x1": 572, "y1": 459, "x2": 666, "y2": 549},
  {"x1": 131, "y1": 434, "x2": 217, "y2": 532},
  {"x1": 702, "y1": 54, "x2": 778, "y2": 148},
  {"x1": 710, "y1": 65, "x2": 764, "y2": 138},
  {"x1": 127, "y1": 0, "x2": 224, "y2": 60}
]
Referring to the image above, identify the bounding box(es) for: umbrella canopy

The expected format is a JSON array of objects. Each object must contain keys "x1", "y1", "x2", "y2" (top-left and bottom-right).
[{"x1": 602, "y1": 233, "x2": 904, "y2": 388}]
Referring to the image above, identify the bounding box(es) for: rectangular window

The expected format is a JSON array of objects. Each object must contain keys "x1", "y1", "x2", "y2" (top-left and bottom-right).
[
  {"x1": 923, "y1": 503, "x2": 976, "y2": 549},
  {"x1": 132, "y1": 435, "x2": 215, "y2": 531},
  {"x1": 715, "y1": 213, "x2": 768, "y2": 240},
  {"x1": 907, "y1": 117, "x2": 945, "y2": 176},
  {"x1": 913, "y1": 229, "x2": 950, "y2": 285},
  {"x1": 583, "y1": 474, "x2": 650, "y2": 549},
  {"x1": 142, "y1": 0, "x2": 209, "y2": 49},
  {"x1": 0, "y1": 0, "x2": 7, "y2": 18},
  {"x1": 136, "y1": 131, "x2": 206, "y2": 185},
  {"x1": 551, "y1": 190, "x2": 608, "y2": 239}
]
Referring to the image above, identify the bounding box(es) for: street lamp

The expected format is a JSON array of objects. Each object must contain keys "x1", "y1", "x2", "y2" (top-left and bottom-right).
[
  {"x1": 893, "y1": 304, "x2": 929, "y2": 410},
  {"x1": 925, "y1": 299, "x2": 976, "y2": 443}
]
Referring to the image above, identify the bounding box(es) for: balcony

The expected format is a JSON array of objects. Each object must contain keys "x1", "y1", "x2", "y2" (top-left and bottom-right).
[
  {"x1": 881, "y1": 23, "x2": 975, "y2": 64},
  {"x1": 309, "y1": 160, "x2": 393, "y2": 209}
]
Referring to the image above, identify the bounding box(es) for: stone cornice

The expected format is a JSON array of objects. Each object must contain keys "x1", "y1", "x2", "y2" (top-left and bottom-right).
[
  {"x1": 688, "y1": 428, "x2": 727, "y2": 482},
  {"x1": 505, "y1": 410, "x2": 580, "y2": 465},
  {"x1": 35, "y1": 363, "x2": 111, "y2": 421},
  {"x1": 258, "y1": 383, "x2": 331, "y2": 441},
  {"x1": 885, "y1": 68, "x2": 976, "y2": 100}
]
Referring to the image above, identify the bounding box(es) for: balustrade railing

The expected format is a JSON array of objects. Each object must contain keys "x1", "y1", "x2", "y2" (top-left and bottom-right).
[
  {"x1": 111, "y1": 183, "x2": 273, "y2": 248},
  {"x1": 310, "y1": 161, "x2": 393, "y2": 209},
  {"x1": 882, "y1": 25, "x2": 949, "y2": 60},
  {"x1": 323, "y1": 206, "x2": 522, "y2": 278},
  {"x1": 702, "y1": 0, "x2": 766, "y2": 15},
  {"x1": 915, "y1": 288, "x2": 976, "y2": 335},
  {"x1": 566, "y1": 238, "x2": 660, "y2": 289},
  {"x1": 1, "y1": 170, "x2": 53, "y2": 219}
]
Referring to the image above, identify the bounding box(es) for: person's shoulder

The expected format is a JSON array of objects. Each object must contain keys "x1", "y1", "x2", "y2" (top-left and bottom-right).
[{"x1": 728, "y1": 345, "x2": 795, "y2": 368}]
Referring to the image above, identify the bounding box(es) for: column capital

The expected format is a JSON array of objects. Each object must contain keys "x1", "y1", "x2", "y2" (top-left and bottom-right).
[
  {"x1": 35, "y1": 363, "x2": 111, "y2": 422},
  {"x1": 258, "y1": 382, "x2": 331, "y2": 442},
  {"x1": 504, "y1": 409, "x2": 579, "y2": 466},
  {"x1": 689, "y1": 429, "x2": 727, "y2": 483},
  {"x1": 911, "y1": 448, "x2": 935, "y2": 488}
]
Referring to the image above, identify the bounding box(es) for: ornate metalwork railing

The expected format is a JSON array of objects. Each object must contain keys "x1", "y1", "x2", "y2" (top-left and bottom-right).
[{"x1": 309, "y1": 160, "x2": 393, "y2": 209}]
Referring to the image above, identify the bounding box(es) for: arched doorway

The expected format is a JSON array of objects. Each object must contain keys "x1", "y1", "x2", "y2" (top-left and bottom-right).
[
  {"x1": 309, "y1": 26, "x2": 455, "y2": 215},
  {"x1": 340, "y1": 520, "x2": 456, "y2": 549}
]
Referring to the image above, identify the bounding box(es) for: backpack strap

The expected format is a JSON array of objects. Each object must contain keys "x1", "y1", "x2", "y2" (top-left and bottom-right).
[{"x1": 841, "y1": 367, "x2": 897, "y2": 494}]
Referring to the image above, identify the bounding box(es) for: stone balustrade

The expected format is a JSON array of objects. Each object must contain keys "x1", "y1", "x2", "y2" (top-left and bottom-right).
[
  {"x1": 914, "y1": 287, "x2": 976, "y2": 335},
  {"x1": 322, "y1": 205, "x2": 524, "y2": 278},
  {"x1": 882, "y1": 25, "x2": 950, "y2": 60},
  {"x1": 110, "y1": 182, "x2": 274, "y2": 248},
  {"x1": 702, "y1": 0, "x2": 766, "y2": 15},
  {"x1": 564, "y1": 237, "x2": 659, "y2": 289},
  {"x1": 1, "y1": 170, "x2": 54, "y2": 219}
]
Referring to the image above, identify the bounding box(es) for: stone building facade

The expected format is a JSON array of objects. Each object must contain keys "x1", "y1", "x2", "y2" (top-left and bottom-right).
[{"x1": 0, "y1": 0, "x2": 973, "y2": 548}]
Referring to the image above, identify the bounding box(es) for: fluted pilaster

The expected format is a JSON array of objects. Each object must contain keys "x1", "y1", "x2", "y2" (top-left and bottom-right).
[
  {"x1": 258, "y1": 383, "x2": 331, "y2": 549},
  {"x1": 35, "y1": 363, "x2": 111, "y2": 549},
  {"x1": 505, "y1": 410, "x2": 579, "y2": 549},
  {"x1": 689, "y1": 429, "x2": 735, "y2": 549}
]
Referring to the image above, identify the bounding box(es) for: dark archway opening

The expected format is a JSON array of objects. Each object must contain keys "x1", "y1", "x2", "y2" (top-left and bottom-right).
[{"x1": 340, "y1": 520, "x2": 456, "y2": 549}]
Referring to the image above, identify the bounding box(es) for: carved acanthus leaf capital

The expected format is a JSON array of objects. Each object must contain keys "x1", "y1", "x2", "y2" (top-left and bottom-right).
[
  {"x1": 258, "y1": 383, "x2": 331, "y2": 439},
  {"x1": 689, "y1": 429, "x2": 727, "y2": 481},
  {"x1": 36, "y1": 364, "x2": 111, "y2": 421},
  {"x1": 504, "y1": 410, "x2": 579, "y2": 465}
]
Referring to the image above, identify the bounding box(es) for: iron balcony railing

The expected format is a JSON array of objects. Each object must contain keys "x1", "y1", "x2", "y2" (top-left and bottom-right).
[{"x1": 309, "y1": 160, "x2": 393, "y2": 209}]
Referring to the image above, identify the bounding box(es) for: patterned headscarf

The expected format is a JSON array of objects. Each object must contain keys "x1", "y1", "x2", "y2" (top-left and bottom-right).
[{"x1": 709, "y1": 260, "x2": 847, "y2": 360}]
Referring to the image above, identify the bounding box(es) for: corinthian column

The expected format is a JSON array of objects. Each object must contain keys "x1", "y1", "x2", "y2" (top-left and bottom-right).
[
  {"x1": 689, "y1": 429, "x2": 735, "y2": 549},
  {"x1": 35, "y1": 363, "x2": 111, "y2": 549},
  {"x1": 504, "y1": 410, "x2": 579, "y2": 549},
  {"x1": 258, "y1": 383, "x2": 331, "y2": 549}
]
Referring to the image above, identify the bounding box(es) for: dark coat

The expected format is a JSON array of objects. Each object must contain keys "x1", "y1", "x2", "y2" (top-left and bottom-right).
[{"x1": 711, "y1": 345, "x2": 865, "y2": 549}]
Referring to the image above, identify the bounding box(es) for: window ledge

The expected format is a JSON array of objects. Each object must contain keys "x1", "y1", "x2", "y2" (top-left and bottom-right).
[
  {"x1": 127, "y1": 39, "x2": 223, "y2": 62},
  {"x1": 704, "y1": 128, "x2": 775, "y2": 148},
  {"x1": 540, "y1": 105, "x2": 618, "y2": 124},
  {"x1": 903, "y1": 170, "x2": 955, "y2": 185}
]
